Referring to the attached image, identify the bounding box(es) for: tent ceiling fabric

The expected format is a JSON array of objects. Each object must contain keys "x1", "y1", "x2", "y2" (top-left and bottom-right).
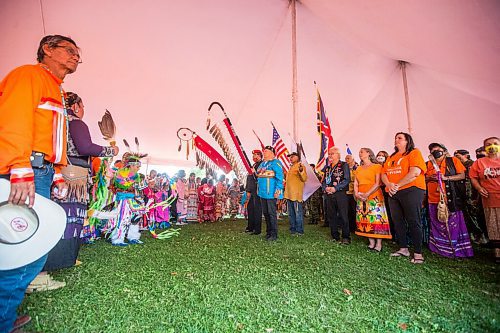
[{"x1": 1, "y1": 0, "x2": 498, "y2": 166}]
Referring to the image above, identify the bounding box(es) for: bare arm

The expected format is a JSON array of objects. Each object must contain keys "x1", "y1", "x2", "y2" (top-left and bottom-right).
[
  {"x1": 442, "y1": 172, "x2": 465, "y2": 181},
  {"x1": 381, "y1": 173, "x2": 390, "y2": 187},
  {"x1": 397, "y1": 166, "x2": 421, "y2": 188},
  {"x1": 354, "y1": 177, "x2": 360, "y2": 199},
  {"x1": 470, "y1": 177, "x2": 488, "y2": 198}
]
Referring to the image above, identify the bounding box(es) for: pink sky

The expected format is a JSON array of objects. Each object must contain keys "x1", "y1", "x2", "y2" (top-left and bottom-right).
[{"x1": 1, "y1": 0, "x2": 499, "y2": 168}]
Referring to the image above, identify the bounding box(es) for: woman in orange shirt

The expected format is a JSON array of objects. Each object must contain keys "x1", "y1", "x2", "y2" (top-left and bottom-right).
[
  {"x1": 426, "y1": 143, "x2": 473, "y2": 258},
  {"x1": 382, "y1": 132, "x2": 427, "y2": 264},
  {"x1": 354, "y1": 148, "x2": 391, "y2": 252},
  {"x1": 470, "y1": 136, "x2": 500, "y2": 263}
]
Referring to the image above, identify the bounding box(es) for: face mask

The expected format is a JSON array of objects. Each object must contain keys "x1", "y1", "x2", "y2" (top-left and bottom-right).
[
  {"x1": 376, "y1": 156, "x2": 386, "y2": 163},
  {"x1": 485, "y1": 144, "x2": 499, "y2": 154},
  {"x1": 431, "y1": 151, "x2": 444, "y2": 159}
]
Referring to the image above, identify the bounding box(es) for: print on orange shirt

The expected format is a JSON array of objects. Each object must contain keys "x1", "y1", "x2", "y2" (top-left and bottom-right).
[{"x1": 382, "y1": 149, "x2": 427, "y2": 191}]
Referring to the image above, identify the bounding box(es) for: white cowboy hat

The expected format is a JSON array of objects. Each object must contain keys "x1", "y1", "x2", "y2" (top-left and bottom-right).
[{"x1": 0, "y1": 178, "x2": 66, "y2": 270}]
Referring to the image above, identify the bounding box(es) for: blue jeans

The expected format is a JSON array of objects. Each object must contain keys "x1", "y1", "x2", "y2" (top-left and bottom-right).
[
  {"x1": 0, "y1": 165, "x2": 54, "y2": 333},
  {"x1": 288, "y1": 200, "x2": 304, "y2": 234}
]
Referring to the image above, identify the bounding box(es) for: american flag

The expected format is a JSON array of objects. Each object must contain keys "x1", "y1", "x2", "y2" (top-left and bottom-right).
[
  {"x1": 271, "y1": 125, "x2": 291, "y2": 172},
  {"x1": 315, "y1": 89, "x2": 335, "y2": 172}
]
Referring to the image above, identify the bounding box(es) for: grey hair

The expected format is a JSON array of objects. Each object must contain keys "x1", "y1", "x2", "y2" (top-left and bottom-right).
[
  {"x1": 328, "y1": 146, "x2": 341, "y2": 160},
  {"x1": 360, "y1": 148, "x2": 378, "y2": 165},
  {"x1": 37, "y1": 35, "x2": 79, "y2": 62}
]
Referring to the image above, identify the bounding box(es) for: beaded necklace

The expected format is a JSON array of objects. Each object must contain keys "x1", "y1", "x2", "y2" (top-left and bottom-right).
[{"x1": 325, "y1": 161, "x2": 343, "y2": 185}]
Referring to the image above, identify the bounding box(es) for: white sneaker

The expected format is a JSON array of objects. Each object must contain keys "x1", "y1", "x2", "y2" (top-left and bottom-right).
[{"x1": 26, "y1": 274, "x2": 66, "y2": 293}]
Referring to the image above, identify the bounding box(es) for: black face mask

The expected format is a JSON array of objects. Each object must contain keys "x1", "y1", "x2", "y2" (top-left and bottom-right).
[
  {"x1": 431, "y1": 151, "x2": 444, "y2": 159},
  {"x1": 476, "y1": 153, "x2": 486, "y2": 159}
]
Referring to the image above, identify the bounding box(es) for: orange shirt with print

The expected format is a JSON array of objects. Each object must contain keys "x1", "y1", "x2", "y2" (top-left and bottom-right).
[
  {"x1": 382, "y1": 149, "x2": 427, "y2": 191},
  {"x1": 425, "y1": 157, "x2": 465, "y2": 204},
  {"x1": 0, "y1": 64, "x2": 68, "y2": 183},
  {"x1": 470, "y1": 157, "x2": 500, "y2": 208}
]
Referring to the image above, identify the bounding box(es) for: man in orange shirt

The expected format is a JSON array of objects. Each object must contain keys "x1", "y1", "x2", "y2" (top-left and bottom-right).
[{"x1": 0, "y1": 35, "x2": 80, "y2": 333}]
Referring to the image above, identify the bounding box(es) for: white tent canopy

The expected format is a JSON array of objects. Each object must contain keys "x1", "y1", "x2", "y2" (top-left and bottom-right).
[{"x1": 1, "y1": 0, "x2": 498, "y2": 167}]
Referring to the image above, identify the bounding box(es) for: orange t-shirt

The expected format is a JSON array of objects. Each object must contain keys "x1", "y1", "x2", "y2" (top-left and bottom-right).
[
  {"x1": 382, "y1": 149, "x2": 427, "y2": 191},
  {"x1": 425, "y1": 157, "x2": 466, "y2": 204},
  {"x1": 0, "y1": 64, "x2": 67, "y2": 182},
  {"x1": 469, "y1": 157, "x2": 500, "y2": 208},
  {"x1": 355, "y1": 163, "x2": 383, "y2": 201}
]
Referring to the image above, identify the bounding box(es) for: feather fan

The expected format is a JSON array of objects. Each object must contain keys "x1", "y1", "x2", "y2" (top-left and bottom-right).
[{"x1": 98, "y1": 110, "x2": 116, "y2": 144}]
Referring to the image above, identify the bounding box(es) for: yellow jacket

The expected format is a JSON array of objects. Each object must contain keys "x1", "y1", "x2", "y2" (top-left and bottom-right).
[{"x1": 284, "y1": 162, "x2": 308, "y2": 202}]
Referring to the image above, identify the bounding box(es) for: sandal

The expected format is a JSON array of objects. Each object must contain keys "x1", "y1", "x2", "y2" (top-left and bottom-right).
[
  {"x1": 410, "y1": 257, "x2": 425, "y2": 264},
  {"x1": 390, "y1": 251, "x2": 410, "y2": 257}
]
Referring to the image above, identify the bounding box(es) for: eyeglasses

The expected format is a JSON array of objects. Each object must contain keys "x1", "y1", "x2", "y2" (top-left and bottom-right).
[{"x1": 54, "y1": 45, "x2": 82, "y2": 64}]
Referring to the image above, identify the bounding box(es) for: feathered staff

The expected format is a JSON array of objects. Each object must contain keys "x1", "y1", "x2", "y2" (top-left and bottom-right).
[
  {"x1": 206, "y1": 102, "x2": 252, "y2": 183},
  {"x1": 177, "y1": 128, "x2": 232, "y2": 176},
  {"x1": 98, "y1": 109, "x2": 116, "y2": 146}
]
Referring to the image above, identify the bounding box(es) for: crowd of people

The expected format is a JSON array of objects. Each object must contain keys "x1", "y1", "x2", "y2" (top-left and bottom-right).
[
  {"x1": 239, "y1": 137, "x2": 498, "y2": 267},
  {"x1": 298, "y1": 136, "x2": 498, "y2": 265},
  {"x1": 0, "y1": 34, "x2": 498, "y2": 333}
]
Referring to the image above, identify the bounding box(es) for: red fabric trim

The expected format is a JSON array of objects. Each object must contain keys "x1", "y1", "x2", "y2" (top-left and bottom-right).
[
  {"x1": 10, "y1": 176, "x2": 34, "y2": 183},
  {"x1": 40, "y1": 97, "x2": 63, "y2": 106},
  {"x1": 49, "y1": 112, "x2": 57, "y2": 163},
  {"x1": 53, "y1": 178, "x2": 65, "y2": 184}
]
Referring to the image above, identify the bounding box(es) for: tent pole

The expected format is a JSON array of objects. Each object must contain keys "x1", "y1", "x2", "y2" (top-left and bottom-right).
[
  {"x1": 39, "y1": 0, "x2": 46, "y2": 35},
  {"x1": 399, "y1": 60, "x2": 413, "y2": 135},
  {"x1": 291, "y1": 0, "x2": 298, "y2": 142}
]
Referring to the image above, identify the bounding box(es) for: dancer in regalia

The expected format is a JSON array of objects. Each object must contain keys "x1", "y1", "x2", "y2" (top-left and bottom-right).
[
  {"x1": 215, "y1": 175, "x2": 228, "y2": 221},
  {"x1": 186, "y1": 172, "x2": 199, "y2": 223},
  {"x1": 104, "y1": 151, "x2": 148, "y2": 246}
]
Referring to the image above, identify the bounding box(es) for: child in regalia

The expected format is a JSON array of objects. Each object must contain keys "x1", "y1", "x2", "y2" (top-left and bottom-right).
[
  {"x1": 155, "y1": 181, "x2": 171, "y2": 228},
  {"x1": 143, "y1": 178, "x2": 158, "y2": 229},
  {"x1": 104, "y1": 152, "x2": 148, "y2": 246}
]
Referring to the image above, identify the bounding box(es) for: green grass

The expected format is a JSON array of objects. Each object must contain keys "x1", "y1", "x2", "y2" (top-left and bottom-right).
[{"x1": 21, "y1": 219, "x2": 499, "y2": 333}]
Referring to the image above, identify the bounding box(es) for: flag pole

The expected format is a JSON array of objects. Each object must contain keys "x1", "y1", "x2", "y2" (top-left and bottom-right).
[
  {"x1": 252, "y1": 129, "x2": 265, "y2": 150},
  {"x1": 314, "y1": 81, "x2": 321, "y2": 161},
  {"x1": 399, "y1": 60, "x2": 413, "y2": 135},
  {"x1": 287, "y1": 132, "x2": 298, "y2": 151},
  {"x1": 291, "y1": 0, "x2": 299, "y2": 142}
]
